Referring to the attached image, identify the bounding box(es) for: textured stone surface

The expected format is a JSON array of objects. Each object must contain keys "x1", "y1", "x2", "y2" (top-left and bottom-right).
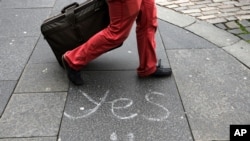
[
  {"x1": 237, "y1": 15, "x2": 250, "y2": 20},
  {"x1": 158, "y1": 20, "x2": 217, "y2": 49},
  {"x1": 157, "y1": 5, "x2": 196, "y2": 27},
  {"x1": 156, "y1": 0, "x2": 250, "y2": 23},
  {"x1": 0, "y1": 0, "x2": 55, "y2": 8},
  {"x1": 228, "y1": 28, "x2": 244, "y2": 34},
  {"x1": 156, "y1": 0, "x2": 250, "y2": 43},
  {"x1": 0, "y1": 37, "x2": 38, "y2": 80},
  {"x1": 186, "y1": 20, "x2": 240, "y2": 47},
  {"x1": 59, "y1": 71, "x2": 192, "y2": 141},
  {"x1": 14, "y1": 63, "x2": 69, "y2": 93},
  {"x1": 239, "y1": 19, "x2": 250, "y2": 27},
  {"x1": 0, "y1": 137, "x2": 57, "y2": 141},
  {"x1": 0, "y1": 93, "x2": 67, "y2": 138},
  {"x1": 239, "y1": 33, "x2": 250, "y2": 40},
  {"x1": 223, "y1": 40, "x2": 250, "y2": 68},
  {"x1": 0, "y1": 8, "x2": 51, "y2": 37},
  {"x1": 28, "y1": 37, "x2": 57, "y2": 64},
  {"x1": 225, "y1": 21, "x2": 240, "y2": 29},
  {"x1": 1, "y1": 0, "x2": 250, "y2": 140},
  {"x1": 215, "y1": 23, "x2": 227, "y2": 29},
  {"x1": 206, "y1": 17, "x2": 227, "y2": 24},
  {"x1": 167, "y1": 48, "x2": 250, "y2": 140},
  {"x1": 0, "y1": 81, "x2": 16, "y2": 117}
]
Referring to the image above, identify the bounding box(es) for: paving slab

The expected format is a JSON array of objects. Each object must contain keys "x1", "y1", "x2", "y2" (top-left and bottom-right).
[
  {"x1": 0, "y1": 137, "x2": 57, "y2": 141},
  {"x1": 14, "y1": 63, "x2": 69, "y2": 93},
  {"x1": 0, "y1": 0, "x2": 56, "y2": 8},
  {"x1": 185, "y1": 20, "x2": 240, "y2": 47},
  {"x1": 167, "y1": 48, "x2": 250, "y2": 140},
  {"x1": 0, "y1": 81, "x2": 16, "y2": 117},
  {"x1": 239, "y1": 19, "x2": 250, "y2": 27},
  {"x1": 59, "y1": 71, "x2": 192, "y2": 141},
  {"x1": 0, "y1": 8, "x2": 51, "y2": 37},
  {"x1": 223, "y1": 40, "x2": 250, "y2": 68},
  {"x1": 0, "y1": 93, "x2": 67, "y2": 138},
  {"x1": 29, "y1": 37, "x2": 57, "y2": 64},
  {"x1": 157, "y1": 6, "x2": 196, "y2": 27},
  {"x1": 228, "y1": 28, "x2": 244, "y2": 34},
  {"x1": 239, "y1": 33, "x2": 250, "y2": 40},
  {"x1": 0, "y1": 37, "x2": 38, "y2": 80},
  {"x1": 158, "y1": 20, "x2": 217, "y2": 49}
]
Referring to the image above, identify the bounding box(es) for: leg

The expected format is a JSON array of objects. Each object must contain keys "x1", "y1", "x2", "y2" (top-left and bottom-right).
[
  {"x1": 136, "y1": 0, "x2": 158, "y2": 77},
  {"x1": 64, "y1": 0, "x2": 142, "y2": 71},
  {"x1": 136, "y1": 0, "x2": 172, "y2": 77},
  {"x1": 62, "y1": 0, "x2": 142, "y2": 85}
]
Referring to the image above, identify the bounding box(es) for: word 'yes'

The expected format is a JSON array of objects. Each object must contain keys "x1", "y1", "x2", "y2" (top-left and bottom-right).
[{"x1": 64, "y1": 90, "x2": 170, "y2": 121}]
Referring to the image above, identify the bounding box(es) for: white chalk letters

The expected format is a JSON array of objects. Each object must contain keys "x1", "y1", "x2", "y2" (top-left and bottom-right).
[{"x1": 64, "y1": 90, "x2": 170, "y2": 121}]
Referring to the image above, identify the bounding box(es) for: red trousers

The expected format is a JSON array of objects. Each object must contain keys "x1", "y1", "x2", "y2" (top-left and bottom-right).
[{"x1": 64, "y1": 0, "x2": 158, "y2": 77}]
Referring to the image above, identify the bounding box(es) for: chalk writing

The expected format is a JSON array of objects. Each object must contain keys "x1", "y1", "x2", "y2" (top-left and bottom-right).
[
  {"x1": 110, "y1": 132, "x2": 135, "y2": 141},
  {"x1": 142, "y1": 91, "x2": 170, "y2": 121},
  {"x1": 110, "y1": 132, "x2": 118, "y2": 141},
  {"x1": 110, "y1": 98, "x2": 138, "y2": 120},
  {"x1": 64, "y1": 90, "x2": 170, "y2": 121},
  {"x1": 64, "y1": 90, "x2": 109, "y2": 120},
  {"x1": 127, "y1": 133, "x2": 135, "y2": 141}
]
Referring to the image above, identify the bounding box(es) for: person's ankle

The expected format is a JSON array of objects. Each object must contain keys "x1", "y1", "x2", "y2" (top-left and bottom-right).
[
  {"x1": 151, "y1": 59, "x2": 172, "y2": 77},
  {"x1": 150, "y1": 67, "x2": 172, "y2": 77},
  {"x1": 62, "y1": 55, "x2": 84, "y2": 85}
]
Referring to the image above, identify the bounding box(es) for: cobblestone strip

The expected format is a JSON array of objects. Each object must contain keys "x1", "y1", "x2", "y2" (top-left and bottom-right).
[
  {"x1": 156, "y1": 0, "x2": 250, "y2": 23},
  {"x1": 156, "y1": 0, "x2": 250, "y2": 42}
]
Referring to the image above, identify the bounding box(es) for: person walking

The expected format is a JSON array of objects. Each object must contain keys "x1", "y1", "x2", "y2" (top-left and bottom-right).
[{"x1": 62, "y1": 0, "x2": 172, "y2": 85}]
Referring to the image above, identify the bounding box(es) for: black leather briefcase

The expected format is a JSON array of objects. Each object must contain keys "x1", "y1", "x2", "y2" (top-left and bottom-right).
[{"x1": 41, "y1": 0, "x2": 110, "y2": 67}]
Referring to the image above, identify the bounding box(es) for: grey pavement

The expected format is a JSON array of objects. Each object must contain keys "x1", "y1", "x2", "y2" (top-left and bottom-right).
[{"x1": 0, "y1": 0, "x2": 250, "y2": 141}]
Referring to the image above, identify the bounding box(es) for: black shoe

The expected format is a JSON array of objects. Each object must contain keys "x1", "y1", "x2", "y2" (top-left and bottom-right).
[
  {"x1": 150, "y1": 59, "x2": 172, "y2": 77},
  {"x1": 62, "y1": 55, "x2": 84, "y2": 85}
]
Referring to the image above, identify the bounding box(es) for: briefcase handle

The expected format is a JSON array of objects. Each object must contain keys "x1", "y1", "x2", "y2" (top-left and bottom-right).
[{"x1": 61, "y1": 2, "x2": 79, "y2": 13}]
